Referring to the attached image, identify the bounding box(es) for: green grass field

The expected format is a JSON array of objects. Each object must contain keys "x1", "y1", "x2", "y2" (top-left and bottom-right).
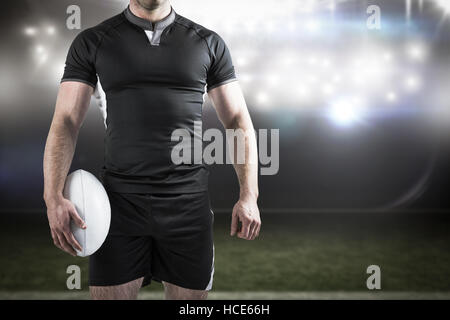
[{"x1": 1, "y1": 210, "x2": 450, "y2": 299}]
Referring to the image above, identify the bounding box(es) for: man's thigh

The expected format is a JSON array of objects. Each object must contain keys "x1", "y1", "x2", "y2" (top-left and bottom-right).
[
  {"x1": 89, "y1": 234, "x2": 152, "y2": 288},
  {"x1": 163, "y1": 281, "x2": 208, "y2": 300},
  {"x1": 149, "y1": 192, "x2": 215, "y2": 291},
  {"x1": 90, "y1": 277, "x2": 143, "y2": 300}
]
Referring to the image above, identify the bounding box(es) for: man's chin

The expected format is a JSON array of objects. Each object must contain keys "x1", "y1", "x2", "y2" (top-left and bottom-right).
[{"x1": 136, "y1": 0, "x2": 166, "y2": 11}]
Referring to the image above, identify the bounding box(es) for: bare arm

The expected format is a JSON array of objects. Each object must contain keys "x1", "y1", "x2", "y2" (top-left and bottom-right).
[
  {"x1": 43, "y1": 81, "x2": 93, "y2": 255},
  {"x1": 208, "y1": 81, "x2": 261, "y2": 240}
]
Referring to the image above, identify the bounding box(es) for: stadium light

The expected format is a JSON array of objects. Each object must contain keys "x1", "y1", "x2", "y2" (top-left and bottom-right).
[
  {"x1": 307, "y1": 74, "x2": 319, "y2": 84},
  {"x1": 407, "y1": 43, "x2": 427, "y2": 61},
  {"x1": 328, "y1": 1, "x2": 336, "y2": 11},
  {"x1": 302, "y1": 0, "x2": 316, "y2": 13},
  {"x1": 297, "y1": 85, "x2": 310, "y2": 99},
  {"x1": 352, "y1": 74, "x2": 363, "y2": 86},
  {"x1": 405, "y1": 75, "x2": 421, "y2": 91},
  {"x1": 256, "y1": 92, "x2": 269, "y2": 104},
  {"x1": 332, "y1": 74, "x2": 342, "y2": 83},
  {"x1": 54, "y1": 63, "x2": 66, "y2": 80},
  {"x1": 266, "y1": 75, "x2": 280, "y2": 87},
  {"x1": 328, "y1": 97, "x2": 365, "y2": 127},
  {"x1": 321, "y1": 58, "x2": 331, "y2": 68},
  {"x1": 288, "y1": 20, "x2": 296, "y2": 32},
  {"x1": 38, "y1": 53, "x2": 49, "y2": 65},
  {"x1": 322, "y1": 84, "x2": 335, "y2": 95},
  {"x1": 279, "y1": 52, "x2": 296, "y2": 67},
  {"x1": 46, "y1": 26, "x2": 56, "y2": 35},
  {"x1": 240, "y1": 74, "x2": 253, "y2": 84},
  {"x1": 383, "y1": 51, "x2": 394, "y2": 62},
  {"x1": 265, "y1": 20, "x2": 276, "y2": 33},
  {"x1": 243, "y1": 20, "x2": 256, "y2": 34},
  {"x1": 435, "y1": 0, "x2": 450, "y2": 14},
  {"x1": 236, "y1": 57, "x2": 247, "y2": 67},
  {"x1": 305, "y1": 19, "x2": 321, "y2": 32},
  {"x1": 24, "y1": 27, "x2": 36, "y2": 36},
  {"x1": 307, "y1": 56, "x2": 318, "y2": 65},
  {"x1": 387, "y1": 92, "x2": 397, "y2": 102},
  {"x1": 36, "y1": 45, "x2": 45, "y2": 54}
]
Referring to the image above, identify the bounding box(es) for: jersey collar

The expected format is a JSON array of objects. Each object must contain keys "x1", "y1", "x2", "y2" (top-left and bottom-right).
[{"x1": 124, "y1": 5, "x2": 176, "y2": 31}]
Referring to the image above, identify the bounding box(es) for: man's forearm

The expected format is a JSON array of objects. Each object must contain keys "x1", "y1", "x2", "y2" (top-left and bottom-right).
[
  {"x1": 43, "y1": 119, "x2": 78, "y2": 202},
  {"x1": 227, "y1": 114, "x2": 259, "y2": 201},
  {"x1": 233, "y1": 162, "x2": 258, "y2": 200},
  {"x1": 228, "y1": 113, "x2": 260, "y2": 240}
]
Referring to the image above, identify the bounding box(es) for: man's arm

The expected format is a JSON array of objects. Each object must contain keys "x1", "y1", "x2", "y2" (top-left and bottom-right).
[
  {"x1": 208, "y1": 81, "x2": 261, "y2": 240},
  {"x1": 43, "y1": 81, "x2": 93, "y2": 256}
]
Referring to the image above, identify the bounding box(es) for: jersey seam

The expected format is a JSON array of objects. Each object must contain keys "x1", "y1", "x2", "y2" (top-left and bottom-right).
[
  {"x1": 93, "y1": 16, "x2": 128, "y2": 67},
  {"x1": 172, "y1": 20, "x2": 215, "y2": 63},
  {"x1": 80, "y1": 170, "x2": 86, "y2": 256}
]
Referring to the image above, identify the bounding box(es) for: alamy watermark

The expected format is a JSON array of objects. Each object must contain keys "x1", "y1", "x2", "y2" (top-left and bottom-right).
[
  {"x1": 366, "y1": 265, "x2": 381, "y2": 290},
  {"x1": 66, "y1": 5, "x2": 81, "y2": 30},
  {"x1": 66, "y1": 265, "x2": 81, "y2": 290},
  {"x1": 171, "y1": 121, "x2": 279, "y2": 176}
]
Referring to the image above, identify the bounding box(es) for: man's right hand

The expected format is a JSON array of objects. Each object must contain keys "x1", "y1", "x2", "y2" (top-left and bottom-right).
[{"x1": 45, "y1": 196, "x2": 86, "y2": 256}]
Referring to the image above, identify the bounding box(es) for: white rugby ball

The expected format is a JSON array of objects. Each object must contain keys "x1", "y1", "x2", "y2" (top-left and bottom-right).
[{"x1": 63, "y1": 169, "x2": 111, "y2": 257}]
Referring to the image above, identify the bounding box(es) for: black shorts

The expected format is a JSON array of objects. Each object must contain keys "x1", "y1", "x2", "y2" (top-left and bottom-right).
[{"x1": 89, "y1": 190, "x2": 214, "y2": 291}]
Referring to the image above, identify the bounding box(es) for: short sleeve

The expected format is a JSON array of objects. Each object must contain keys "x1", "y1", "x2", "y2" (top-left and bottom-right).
[
  {"x1": 206, "y1": 33, "x2": 237, "y2": 92},
  {"x1": 61, "y1": 29, "x2": 99, "y2": 88}
]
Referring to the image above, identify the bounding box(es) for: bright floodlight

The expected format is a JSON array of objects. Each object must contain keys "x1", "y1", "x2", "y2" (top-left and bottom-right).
[
  {"x1": 321, "y1": 58, "x2": 331, "y2": 68},
  {"x1": 297, "y1": 84, "x2": 310, "y2": 99},
  {"x1": 435, "y1": 0, "x2": 450, "y2": 13},
  {"x1": 307, "y1": 56, "x2": 318, "y2": 65},
  {"x1": 256, "y1": 92, "x2": 269, "y2": 104},
  {"x1": 332, "y1": 74, "x2": 342, "y2": 83},
  {"x1": 243, "y1": 20, "x2": 256, "y2": 34},
  {"x1": 387, "y1": 92, "x2": 397, "y2": 102},
  {"x1": 322, "y1": 84, "x2": 335, "y2": 95},
  {"x1": 405, "y1": 75, "x2": 421, "y2": 91},
  {"x1": 24, "y1": 27, "x2": 36, "y2": 36},
  {"x1": 328, "y1": 1, "x2": 336, "y2": 11},
  {"x1": 265, "y1": 20, "x2": 276, "y2": 33},
  {"x1": 301, "y1": 0, "x2": 316, "y2": 13},
  {"x1": 352, "y1": 73, "x2": 363, "y2": 86},
  {"x1": 240, "y1": 74, "x2": 253, "y2": 84},
  {"x1": 305, "y1": 19, "x2": 320, "y2": 32},
  {"x1": 47, "y1": 26, "x2": 56, "y2": 35},
  {"x1": 407, "y1": 44, "x2": 426, "y2": 61},
  {"x1": 288, "y1": 20, "x2": 296, "y2": 32},
  {"x1": 279, "y1": 52, "x2": 295, "y2": 67},
  {"x1": 307, "y1": 74, "x2": 319, "y2": 84},
  {"x1": 383, "y1": 51, "x2": 393, "y2": 62},
  {"x1": 328, "y1": 97, "x2": 364, "y2": 127},
  {"x1": 36, "y1": 45, "x2": 45, "y2": 54},
  {"x1": 38, "y1": 53, "x2": 49, "y2": 65},
  {"x1": 53, "y1": 63, "x2": 66, "y2": 80},
  {"x1": 265, "y1": 75, "x2": 280, "y2": 87},
  {"x1": 236, "y1": 57, "x2": 247, "y2": 67}
]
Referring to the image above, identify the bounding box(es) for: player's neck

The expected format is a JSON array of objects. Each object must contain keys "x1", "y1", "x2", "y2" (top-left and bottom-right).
[{"x1": 129, "y1": 1, "x2": 171, "y2": 24}]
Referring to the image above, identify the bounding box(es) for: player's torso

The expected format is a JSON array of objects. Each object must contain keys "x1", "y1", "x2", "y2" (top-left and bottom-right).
[
  {"x1": 95, "y1": 19, "x2": 210, "y2": 95},
  {"x1": 92, "y1": 15, "x2": 210, "y2": 178}
]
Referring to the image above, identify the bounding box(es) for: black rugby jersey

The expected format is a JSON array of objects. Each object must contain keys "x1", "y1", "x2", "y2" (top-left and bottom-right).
[{"x1": 62, "y1": 6, "x2": 237, "y2": 193}]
